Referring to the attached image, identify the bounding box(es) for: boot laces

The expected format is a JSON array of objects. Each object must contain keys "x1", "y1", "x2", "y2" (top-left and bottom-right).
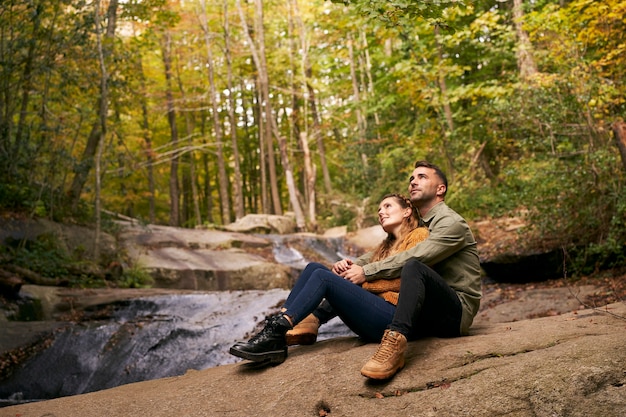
[
  {"x1": 248, "y1": 315, "x2": 275, "y2": 343},
  {"x1": 371, "y1": 332, "x2": 398, "y2": 363}
]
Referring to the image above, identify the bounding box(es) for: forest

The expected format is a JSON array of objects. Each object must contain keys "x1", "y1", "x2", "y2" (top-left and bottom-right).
[{"x1": 0, "y1": 0, "x2": 625, "y2": 276}]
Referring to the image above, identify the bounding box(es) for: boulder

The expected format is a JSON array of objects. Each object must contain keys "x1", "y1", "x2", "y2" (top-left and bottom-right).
[
  {"x1": 472, "y1": 216, "x2": 564, "y2": 282},
  {"x1": 345, "y1": 225, "x2": 386, "y2": 252},
  {"x1": 3, "y1": 302, "x2": 625, "y2": 416},
  {"x1": 222, "y1": 214, "x2": 297, "y2": 234}
]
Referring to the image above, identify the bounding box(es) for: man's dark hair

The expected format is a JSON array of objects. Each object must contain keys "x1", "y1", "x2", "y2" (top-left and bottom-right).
[{"x1": 414, "y1": 160, "x2": 448, "y2": 196}]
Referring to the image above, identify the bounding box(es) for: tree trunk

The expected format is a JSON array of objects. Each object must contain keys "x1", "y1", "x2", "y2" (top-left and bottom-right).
[
  {"x1": 434, "y1": 26, "x2": 455, "y2": 177},
  {"x1": 253, "y1": 0, "x2": 283, "y2": 215},
  {"x1": 513, "y1": 0, "x2": 538, "y2": 79},
  {"x1": 241, "y1": 77, "x2": 262, "y2": 213},
  {"x1": 434, "y1": 26, "x2": 454, "y2": 133},
  {"x1": 306, "y1": 76, "x2": 331, "y2": 194},
  {"x1": 286, "y1": 0, "x2": 305, "y2": 208},
  {"x1": 292, "y1": 0, "x2": 331, "y2": 195},
  {"x1": 68, "y1": 0, "x2": 118, "y2": 212},
  {"x1": 200, "y1": 0, "x2": 231, "y2": 225},
  {"x1": 300, "y1": 131, "x2": 316, "y2": 229},
  {"x1": 200, "y1": 114, "x2": 214, "y2": 224},
  {"x1": 161, "y1": 31, "x2": 180, "y2": 227},
  {"x1": 612, "y1": 121, "x2": 626, "y2": 173},
  {"x1": 252, "y1": 76, "x2": 269, "y2": 213},
  {"x1": 237, "y1": 0, "x2": 282, "y2": 214},
  {"x1": 223, "y1": 0, "x2": 245, "y2": 220},
  {"x1": 13, "y1": 3, "x2": 42, "y2": 175},
  {"x1": 174, "y1": 49, "x2": 202, "y2": 227},
  {"x1": 136, "y1": 55, "x2": 156, "y2": 224},
  {"x1": 347, "y1": 32, "x2": 366, "y2": 140},
  {"x1": 93, "y1": 0, "x2": 109, "y2": 262},
  {"x1": 272, "y1": 117, "x2": 306, "y2": 230},
  {"x1": 360, "y1": 28, "x2": 381, "y2": 140},
  {"x1": 251, "y1": 0, "x2": 304, "y2": 228}
]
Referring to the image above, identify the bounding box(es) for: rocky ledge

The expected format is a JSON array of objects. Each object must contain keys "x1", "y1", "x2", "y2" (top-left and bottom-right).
[{"x1": 3, "y1": 301, "x2": 625, "y2": 417}]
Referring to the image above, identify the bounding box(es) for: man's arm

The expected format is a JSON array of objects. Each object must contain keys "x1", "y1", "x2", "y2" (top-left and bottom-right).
[
  {"x1": 361, "y1": 216, "x2": 469, "y2": 281},
  {"x1": 353, "y1": 251, "x2": 373, "y2": 267}
]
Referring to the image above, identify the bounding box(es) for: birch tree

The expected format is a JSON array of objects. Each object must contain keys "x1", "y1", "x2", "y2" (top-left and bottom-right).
[
  {"x1": 236, "y1": 0, "x2": 280, "y2": 214},
  {"x1": 199, "y1": 0, "x2": 231, "y2": 225},
  {"x1": 223, "y1": 0, "x2": 245, "y2": 220},
  {"x1": 291, "y1": 0, "x2": 331, "y2": 196},
  {"x1": 254, "y1": 0, "x2": 305, "y2": 229}
]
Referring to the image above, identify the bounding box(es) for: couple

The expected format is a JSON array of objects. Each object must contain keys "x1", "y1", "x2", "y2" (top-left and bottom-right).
[{"x1": 229, "y1": 160, "x2": 482, "y2": 380}]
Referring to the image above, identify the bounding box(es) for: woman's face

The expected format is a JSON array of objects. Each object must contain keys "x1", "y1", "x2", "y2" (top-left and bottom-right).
[{"x1": 378, "y1": 197, "x2": 411, "y2": 235}]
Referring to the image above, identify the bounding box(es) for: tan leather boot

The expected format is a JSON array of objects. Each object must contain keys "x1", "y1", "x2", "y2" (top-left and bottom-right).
[
  {"x1": 360, "y1": 329, "x2": 407, "y2": 379},
  {"x1": 285, "y1": 314, "x2": 319, "y2": 345}
]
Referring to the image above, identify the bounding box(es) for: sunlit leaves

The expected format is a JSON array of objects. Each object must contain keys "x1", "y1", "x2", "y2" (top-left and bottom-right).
[{"x1": 332, "y1": 0, "x2": 467, "y2": 26}]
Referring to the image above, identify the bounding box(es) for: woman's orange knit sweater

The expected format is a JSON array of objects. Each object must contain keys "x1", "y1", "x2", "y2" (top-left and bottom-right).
[{"x1": 361, "y1": 227, "x2": 429, "y2": 305}]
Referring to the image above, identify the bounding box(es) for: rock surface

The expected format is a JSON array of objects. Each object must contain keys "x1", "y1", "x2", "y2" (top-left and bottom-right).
[
  {"x1": 3, "y1": 301, "x2": 625, "y2": 417},
  {"x1": 119, "y1": 222, "x2": 295, "y2": 290},
  {"x1": 472, "y1": 216, "x2": 564, "y2": 282},
  {"x1": 222, "y1": 214, "x2": 297, "y2": 234},
  {"x1": 118, "y1": 220, "x2": 357, "y2": 291}
]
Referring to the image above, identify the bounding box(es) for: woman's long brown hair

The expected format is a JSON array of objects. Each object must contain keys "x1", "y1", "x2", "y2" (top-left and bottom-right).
[{"x1": 370, "y1": 194, "x2": 421, "y2": 262}]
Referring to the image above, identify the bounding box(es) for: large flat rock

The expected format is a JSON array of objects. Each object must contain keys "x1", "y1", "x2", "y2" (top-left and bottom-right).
[{"x1": 4, "y1": 302, "x2": 625, "y2": 417}]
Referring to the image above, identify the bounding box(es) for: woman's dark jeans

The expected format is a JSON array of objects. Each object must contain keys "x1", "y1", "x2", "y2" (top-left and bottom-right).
[
  {"x1": 283, "y1": 263, "x2": 395, "y2": 342},
  {"x1": 284, "y1": 259, "x2": 462, "y2": 342}
]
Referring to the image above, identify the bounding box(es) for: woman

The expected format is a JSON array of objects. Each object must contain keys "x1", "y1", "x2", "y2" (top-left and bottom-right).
[{"x1": 229, "y1": 194, "x2": 428, "y2": 365}]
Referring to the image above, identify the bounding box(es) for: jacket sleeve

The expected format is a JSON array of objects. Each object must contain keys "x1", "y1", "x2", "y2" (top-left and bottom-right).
[
  {"x1": 361, "y1": 214, "x2": 469, "y2": 281},
  {"x1": 354, "y1": 251, "x2": 373, "y2": 266}
]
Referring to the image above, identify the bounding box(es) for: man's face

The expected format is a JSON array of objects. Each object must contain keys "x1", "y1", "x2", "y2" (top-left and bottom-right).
[{"x1": 408, "y1": 166, "x2": 444, "y2": 205}]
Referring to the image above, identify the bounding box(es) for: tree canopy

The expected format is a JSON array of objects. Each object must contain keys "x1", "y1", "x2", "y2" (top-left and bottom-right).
[{"x1": 0, "y1": 0, "x2": 624, "y2": 274}]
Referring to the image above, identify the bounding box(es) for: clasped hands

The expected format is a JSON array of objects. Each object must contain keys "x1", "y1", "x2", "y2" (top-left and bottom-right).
[{"x1": 331, "y1": 259, "x2": 366, "y2": 285}]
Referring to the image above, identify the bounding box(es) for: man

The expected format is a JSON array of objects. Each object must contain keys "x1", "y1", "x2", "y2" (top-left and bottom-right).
[{"x1": 355, "y1": 160, "x2": 482, "y2": 379}]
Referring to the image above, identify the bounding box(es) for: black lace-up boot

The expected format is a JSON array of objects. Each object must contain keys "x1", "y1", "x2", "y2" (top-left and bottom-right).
[{"x1": 229, "y1": 314, "x2": 293, "y2": 365}]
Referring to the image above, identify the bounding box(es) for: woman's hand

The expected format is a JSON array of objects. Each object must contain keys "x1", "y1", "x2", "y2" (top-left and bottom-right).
[
  {"x1": 332, "y1": 259, "x2": 353, "y2": 275},
  {"x1": 340, "y1": 264, "x2": 366, "y2": 285}
]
